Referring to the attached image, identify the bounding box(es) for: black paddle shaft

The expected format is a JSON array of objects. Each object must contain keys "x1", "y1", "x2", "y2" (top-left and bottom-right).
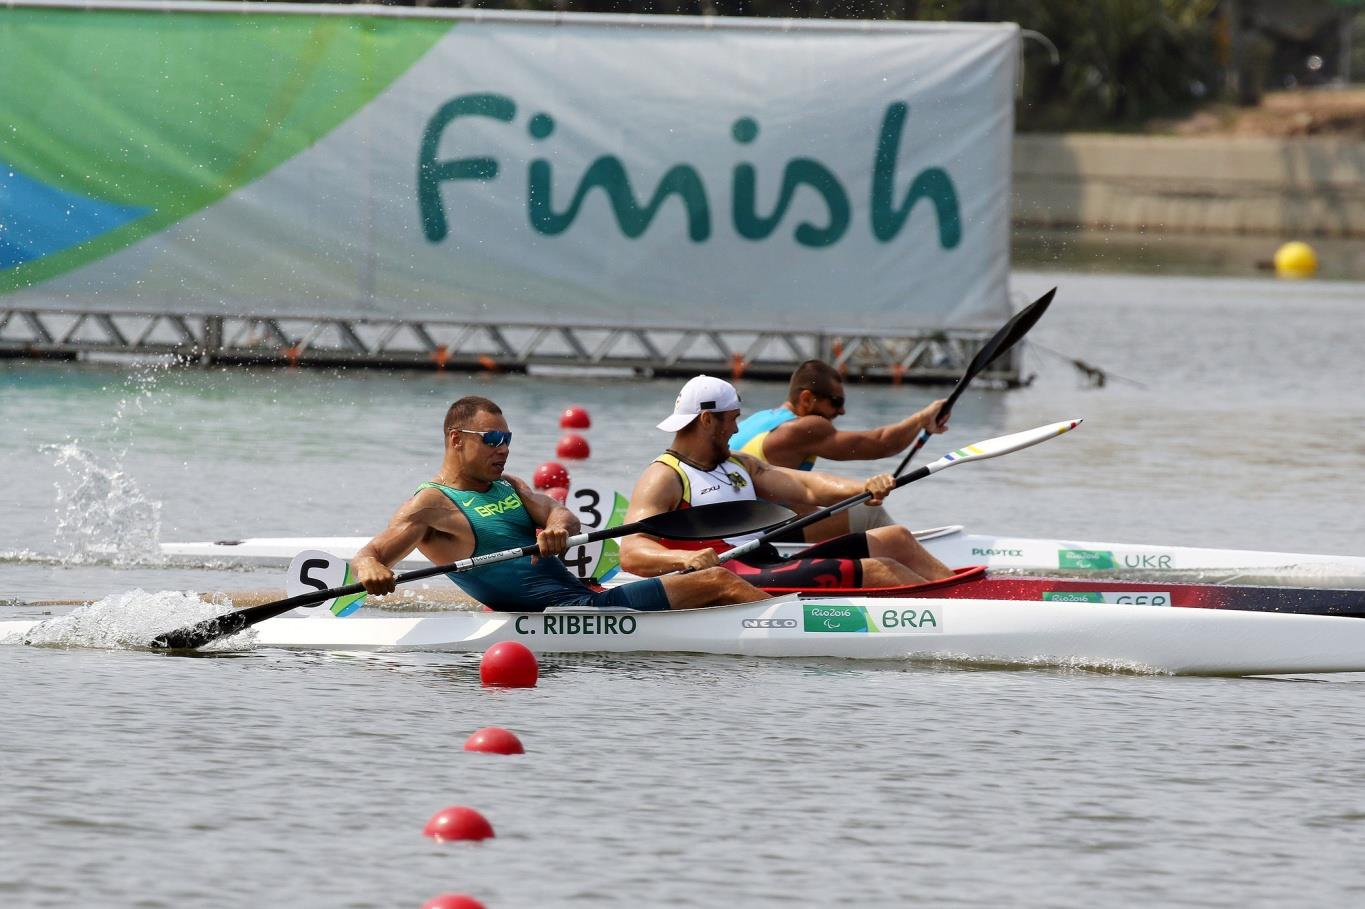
[{"x1": 724, "y1": 466, "x2": 931, "y2": 563}]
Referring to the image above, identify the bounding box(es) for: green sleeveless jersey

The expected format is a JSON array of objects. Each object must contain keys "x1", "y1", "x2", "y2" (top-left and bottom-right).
[{"x1": 416, "y1": 480, "x2": 592, "y2": 611}]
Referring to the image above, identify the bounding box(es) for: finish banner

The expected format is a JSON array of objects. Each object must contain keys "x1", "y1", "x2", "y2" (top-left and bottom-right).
[{"x1": 1, "y1": 2, "x2": 1018, "y2": 330}]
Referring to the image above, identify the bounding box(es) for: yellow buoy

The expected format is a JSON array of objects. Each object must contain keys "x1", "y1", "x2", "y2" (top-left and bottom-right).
[{"x1": 1273, "y1": 241, "x2": 1318, "y2": 279}]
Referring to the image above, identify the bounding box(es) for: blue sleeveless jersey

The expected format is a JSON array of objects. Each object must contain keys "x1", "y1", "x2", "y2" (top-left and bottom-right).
[
  {"x1": 417, "y1": 480, "x2": 594, "y2": 612},
  {"x1": 730, "y1": 407, "x2": 816, "y2": 470}
]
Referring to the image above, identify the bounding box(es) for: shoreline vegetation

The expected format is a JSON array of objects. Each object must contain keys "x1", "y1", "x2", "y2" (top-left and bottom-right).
[
  {"x1": 1152, "y1": 88, "x2": 1365, "y2": 139},
  {"x1": 337, "y1": 0, "x2": 1365, "y2": 135}
]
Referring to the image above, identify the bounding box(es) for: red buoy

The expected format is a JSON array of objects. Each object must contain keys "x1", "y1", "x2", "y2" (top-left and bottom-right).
[
  {"x1": 423, "y1": 806, "x2": 495, "y2": 842},
  {"x1": 544, "y1": 486, "x2": 568, "y2": 504},
  {"x1": 421, "y1": 894, "x2": 486, "y2": 909},
  {"x1": 464, "y1": 726, "x2": 525, "y2": 755},
  {"x1": 559, "y1": 406, "x2": 591, "y2": 429},
  {"x1": 533, "y1": 460, "x2": 570, "y2": 490},
  {"x1": 480, "y1": 641, "x2": 538, "y2": 688},
  {"x1": 555, "y1": 433, "x2": 590, "y2": 460}
]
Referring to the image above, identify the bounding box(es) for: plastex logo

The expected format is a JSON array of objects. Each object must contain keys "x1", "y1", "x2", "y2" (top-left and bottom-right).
[{"x1": 972, "y1": 547, "x2": 1024, "y2": 558}]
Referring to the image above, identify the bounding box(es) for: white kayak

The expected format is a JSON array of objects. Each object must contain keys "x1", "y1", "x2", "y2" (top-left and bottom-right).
[
  {"x1": 162, "y1": 524, "x2": 1365, "y2": 583},
  {"x1": 9, "y1": 594, "x2": 1365, "y2": 676}
]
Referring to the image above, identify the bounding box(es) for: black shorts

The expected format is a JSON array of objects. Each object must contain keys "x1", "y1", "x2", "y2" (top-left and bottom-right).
[{"x1": 725, "y1": 533, "x2": 870, "y2": 589}]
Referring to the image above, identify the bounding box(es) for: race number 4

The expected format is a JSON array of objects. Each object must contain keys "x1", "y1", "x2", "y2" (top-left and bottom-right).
[{"x1": 564, "y1": 485, "x2": 629, "y2": 581}]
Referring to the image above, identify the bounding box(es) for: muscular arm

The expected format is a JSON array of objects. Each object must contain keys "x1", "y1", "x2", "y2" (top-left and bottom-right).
[
  {"x1": 764, "y1": 399, "x2": 946, "y2": 464},
  {"x1": 352, "y1": 489, "x2": 468, "y2": 595},
  {"x1": 506, "y1": 473, "x2": 580, "y2": 557},
  {"x1": 619, "y1": 463, "x2": 717, "y2": 576},
  {"x1": 739, "y1": 452, "x2": 891, "y2": 509}
]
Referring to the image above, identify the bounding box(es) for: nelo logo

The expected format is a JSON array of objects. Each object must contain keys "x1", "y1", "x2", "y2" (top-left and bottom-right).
[{"x1": 742, "y1": 618, "x2": 798, "y2": 629}]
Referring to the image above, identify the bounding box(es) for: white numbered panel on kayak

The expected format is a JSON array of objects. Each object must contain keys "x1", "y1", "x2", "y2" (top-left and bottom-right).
[{"x1": 564, "y1": 486, "x2": 630, "y2": 582}]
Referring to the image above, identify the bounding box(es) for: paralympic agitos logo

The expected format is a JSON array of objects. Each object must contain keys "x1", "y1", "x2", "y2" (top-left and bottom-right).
[{"x1": 418, "y1": 94, "x2": 961, "y2": 250}]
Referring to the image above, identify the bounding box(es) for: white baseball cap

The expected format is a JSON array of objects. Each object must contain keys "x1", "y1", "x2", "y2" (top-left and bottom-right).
[{"x1": 656, "y1": 375, "x2": 742, "y2": 432}]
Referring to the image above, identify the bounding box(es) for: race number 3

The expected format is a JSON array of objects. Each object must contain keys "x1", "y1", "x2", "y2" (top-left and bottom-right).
[{"x1": 564, "y1": 486, "x2": 628, "y2": 580}]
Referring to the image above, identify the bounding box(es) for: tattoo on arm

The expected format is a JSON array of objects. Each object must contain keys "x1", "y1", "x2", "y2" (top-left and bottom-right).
[{"x1": 735, "y1": 452, "x2": 768, "y2": 477}]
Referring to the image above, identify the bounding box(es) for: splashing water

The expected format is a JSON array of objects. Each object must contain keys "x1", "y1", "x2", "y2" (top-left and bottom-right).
[
  {"x1": 44, "y1": 442, "x2": 163, "y2": 564},
  {"x1": 11, "y1": 589, "x2": 252, "y2": 651},
  {"x1": 39, "y1": 360, "x2": 174, "y2": 566}
]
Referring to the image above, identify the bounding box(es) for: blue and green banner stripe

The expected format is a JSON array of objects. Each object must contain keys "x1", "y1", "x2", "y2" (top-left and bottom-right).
[{"x1": 1, "y1": 4, "x2": 447, "y2": 290}]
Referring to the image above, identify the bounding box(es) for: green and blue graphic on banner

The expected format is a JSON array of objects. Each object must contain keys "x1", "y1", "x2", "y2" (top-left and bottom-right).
[{"x1": 0, "y1": 6, "x2": 448, "y2": 289}]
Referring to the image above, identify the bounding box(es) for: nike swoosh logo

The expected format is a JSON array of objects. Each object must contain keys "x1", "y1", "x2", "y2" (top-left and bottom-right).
[{"x1": 462, "y1": 498, "x2": 476, "y2": 507}]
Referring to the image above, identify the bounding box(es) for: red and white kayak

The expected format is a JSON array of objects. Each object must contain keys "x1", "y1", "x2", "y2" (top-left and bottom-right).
[{"x1": 758, "y1": 565, "x2": 1365, "y2": 619}]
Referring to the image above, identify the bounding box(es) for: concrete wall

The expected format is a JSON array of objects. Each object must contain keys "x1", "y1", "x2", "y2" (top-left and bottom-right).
[{"x1": 1013, "y1": 135, "x2": 1365, "y2": 237}]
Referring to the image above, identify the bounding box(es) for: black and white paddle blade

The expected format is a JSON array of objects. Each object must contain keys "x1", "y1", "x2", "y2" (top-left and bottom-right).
[{"x1": 631, "y1": 499, "x2": 794, "y2": 540}]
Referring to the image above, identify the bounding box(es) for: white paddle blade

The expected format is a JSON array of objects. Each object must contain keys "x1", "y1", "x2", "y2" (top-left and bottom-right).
[
  {"x1": 285, "y1": 549, "x2": 368, "y2": 617},
  {"x1": 928, "y1": 419, "x2": 1083, "y2": 472}
]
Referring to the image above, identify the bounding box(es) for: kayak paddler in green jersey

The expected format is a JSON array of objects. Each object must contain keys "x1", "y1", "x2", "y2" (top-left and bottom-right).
[
  {"x1": 351, "y1": 395, "x2": 767, "y2": 612},
  {"x1": 730, "y1": 359, "x2": 949, "y2": 545}
]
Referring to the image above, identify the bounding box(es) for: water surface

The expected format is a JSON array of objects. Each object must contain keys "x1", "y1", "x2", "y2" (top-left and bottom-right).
[{"x1": 3, "y1": 270, "x2": 1365, "y2": 907}]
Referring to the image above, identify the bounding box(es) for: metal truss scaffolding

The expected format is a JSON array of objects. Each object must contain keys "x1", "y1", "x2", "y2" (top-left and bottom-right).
[{"x1": 0, "y1": 307, "x2": 1021, "y2": 385}]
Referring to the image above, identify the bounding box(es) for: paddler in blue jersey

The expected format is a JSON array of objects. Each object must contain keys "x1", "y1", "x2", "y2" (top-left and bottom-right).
[
  {"x1": 621, "y1": 375, "x2": 953, "y2": 589},
  {"x1": 352, "y1": 395, "x2": 767, "y2": 611},
  {"x1": 730, "y1": 359, "x2": 948, "y2": 543}
]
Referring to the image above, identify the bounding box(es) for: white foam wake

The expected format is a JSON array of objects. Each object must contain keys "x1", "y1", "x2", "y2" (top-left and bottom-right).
[{"x1": 13, "y1": 589, "x2": 253, "y2": 651}]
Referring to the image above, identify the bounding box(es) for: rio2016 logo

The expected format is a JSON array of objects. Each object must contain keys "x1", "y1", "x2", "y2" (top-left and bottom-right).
[{"x1": 418, "y1": 95, "x2": 961, "y2": 251}]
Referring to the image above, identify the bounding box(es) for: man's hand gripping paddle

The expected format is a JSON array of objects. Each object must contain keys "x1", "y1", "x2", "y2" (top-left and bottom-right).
[{"x1": 894, "y1": 287, "x2": 1056, "y2": 474}]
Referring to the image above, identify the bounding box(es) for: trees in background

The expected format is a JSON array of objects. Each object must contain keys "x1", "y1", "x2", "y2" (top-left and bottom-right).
[{"x1": 373, "y1": 0, "x2": 1364, "y2": 130}]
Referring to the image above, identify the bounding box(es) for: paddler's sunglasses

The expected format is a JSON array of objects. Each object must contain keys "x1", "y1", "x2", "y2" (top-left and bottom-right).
[
  {"x1": 456, "y1": 429, "x2": 513, "y2": 448},
  {"x1": 816, "y1": 392, "x2": 845, "y2": 408}
]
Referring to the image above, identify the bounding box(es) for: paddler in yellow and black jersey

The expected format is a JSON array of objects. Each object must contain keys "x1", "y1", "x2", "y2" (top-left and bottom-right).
[
  {"x1": 730, "y1": 359, "x2": 948, "y2": 545},
  {"x1": 351, "y1": 396, "x2": 766, "y2": 612},
  {"x1": 621, "y1": 375, "x2": 954, "y2": 589}
]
